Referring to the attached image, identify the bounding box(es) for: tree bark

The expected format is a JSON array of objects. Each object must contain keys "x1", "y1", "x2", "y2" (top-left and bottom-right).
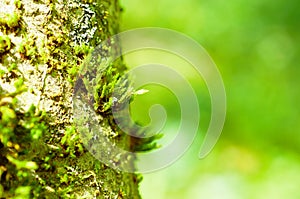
[{"x1": 0, "y1": 0, "x2": 141, "y2": 198}]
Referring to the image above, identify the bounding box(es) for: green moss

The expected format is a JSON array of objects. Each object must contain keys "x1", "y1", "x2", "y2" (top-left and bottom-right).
[
  {"x1": 0, "y1": 12, "x2": 20, "y2": 29},
  {"x1": 14, "y1": 0, "x2": 22, "y2": 10},
  {"x1": 18, "y1": 36, "x2": 39, "y2": 63},
  {"x1": 93, "y1": 64, "x2": 121, "y2": 113},
  {"x1": 0, "y1": 35, "x2": 11, "y2": 54},
  {"x1": 66, "y1": 45, "x2": 93, "y2": 84},
  {"x1": 60, "y1": 126, "x2": 83, "y2": 158},
  {"x1": 0, "y1": 80, "x2": 47, "y2": 198},
  {"x1": 0, "y1": 0, "x2": 153, "y2": 197}
]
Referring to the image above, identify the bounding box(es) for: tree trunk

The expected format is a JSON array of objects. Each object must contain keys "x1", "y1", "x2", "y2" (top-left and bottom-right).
[{"x1": 0, "y1": 0, "x2": 141, "y2": 198}]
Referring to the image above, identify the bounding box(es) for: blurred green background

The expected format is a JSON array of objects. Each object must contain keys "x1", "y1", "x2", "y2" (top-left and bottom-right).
[{"x1": 119, "y1": 0, "x2": 300, "y2": 198}]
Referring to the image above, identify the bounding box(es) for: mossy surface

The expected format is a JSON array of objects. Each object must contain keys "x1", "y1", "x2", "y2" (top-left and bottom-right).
[{"x1": 0, "y1": 0, "x2": 147, "y2": 198}]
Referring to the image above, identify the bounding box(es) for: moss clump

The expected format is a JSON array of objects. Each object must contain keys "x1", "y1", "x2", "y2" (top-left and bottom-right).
[
  {"x1": 93, "y1": 63, "x2": 121, "y2": 113},
  {"x1": 0, "y1": 12, "x2": 20, "y2": 29},
  {"x1": 0, "y1": 35, "x2": 11, "y2": 55},
  {"x1": 60, "y1": 126, "x2": 84, "y2": 158},
  {"x1": 18, "y1": 36, "x2": 39, "y2": 63}
]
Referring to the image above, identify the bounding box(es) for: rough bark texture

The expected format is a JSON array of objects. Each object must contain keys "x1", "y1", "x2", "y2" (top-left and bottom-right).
[{"x1": 0, "y1": 0, "x2": 141, "y2": 198}]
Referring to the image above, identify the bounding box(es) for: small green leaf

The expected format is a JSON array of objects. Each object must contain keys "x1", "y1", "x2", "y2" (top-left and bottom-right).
[{"x1": 134, "y1": 89, "x2": 149, "y2": 95}]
